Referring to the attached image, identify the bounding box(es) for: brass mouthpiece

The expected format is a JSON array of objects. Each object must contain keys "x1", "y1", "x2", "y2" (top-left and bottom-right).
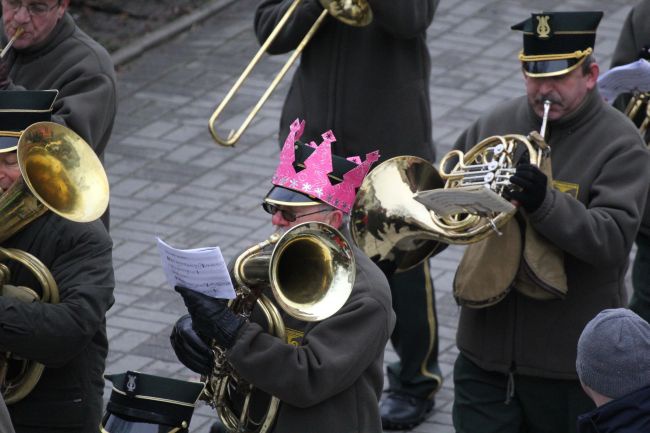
[{"x1": 540, "y1": 100, "x2": 551, "y2": 139}]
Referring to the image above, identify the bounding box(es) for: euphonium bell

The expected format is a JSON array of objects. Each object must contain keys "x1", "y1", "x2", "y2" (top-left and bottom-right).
[
  {"x1": 0, "y1": 121, "x2": 109, "y2": 404},
  {"x1": 202, "y1": 221, "x2": 355, "y2": 433}
]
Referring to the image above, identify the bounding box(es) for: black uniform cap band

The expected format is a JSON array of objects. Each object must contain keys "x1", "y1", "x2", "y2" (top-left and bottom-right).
[{"x1": 0, "y1": 90, "x2": 58, "y2": 152}]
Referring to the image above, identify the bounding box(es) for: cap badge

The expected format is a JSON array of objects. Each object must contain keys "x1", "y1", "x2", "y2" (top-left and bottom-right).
[
  {"x1": 125, "y1": 372, "x2": 138, "y2": 397},
  {"x1": 536, "y1": 15, "x2": 551, "y2": 39}
]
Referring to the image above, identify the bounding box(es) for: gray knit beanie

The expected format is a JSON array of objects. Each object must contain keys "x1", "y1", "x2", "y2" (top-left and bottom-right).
[{"x1": 576, "y1": 308, "x2": 650, "y2": 399}]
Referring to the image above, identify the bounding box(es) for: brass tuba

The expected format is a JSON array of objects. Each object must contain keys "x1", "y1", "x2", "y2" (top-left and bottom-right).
[
  {"x1": 208, "y1": 0, "x2": 372, "y2": 146},
  {"x1": 202, "y1": 221, "x2": 355, "y2": 433},
  {"x1": 351, "y1": 101, "x2": 552, "y2": 271},
  {"x1": 0, "y1": 121, "x2": 109, "y2": 404}
]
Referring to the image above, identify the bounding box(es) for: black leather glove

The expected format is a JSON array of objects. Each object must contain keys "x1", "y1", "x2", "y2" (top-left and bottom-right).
[
  {"x1": 170, "y1": 314, "x2": 213, "y2": 375},
  {"x1": 175, "y1": 286, "x2": 246, "y2": 350},
  {"x1": 508, "y1": 163, "x2": 548, "y2": 213}
]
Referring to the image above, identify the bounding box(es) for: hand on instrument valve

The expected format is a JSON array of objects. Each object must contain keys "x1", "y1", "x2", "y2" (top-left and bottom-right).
[
  {"x1": 175, "y1": 286, "x2": 246, "y2": 350},
  {"x1": 170, "y1": 314, "x2": 214, "y2": 375},
  {"x1": 508, "y1": 163, "x2": 548, "y2": 212}
]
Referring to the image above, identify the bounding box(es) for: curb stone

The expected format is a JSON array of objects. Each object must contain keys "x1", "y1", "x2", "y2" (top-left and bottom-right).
[{"x1": 111, "y1": 0, "x2": 239, "y2": 66}]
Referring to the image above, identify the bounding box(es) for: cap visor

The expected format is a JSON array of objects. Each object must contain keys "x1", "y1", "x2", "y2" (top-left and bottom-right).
[
  {"x1": 264, "y1": 185, "x2": 320, "y2": 206},
  {"x1": 102, "y1": 413, "x2": 176, "y2": 433},
  {"x1": 0, "y1": 136, "x2": 18, "y2": 152},
  {"x1": 522, "y1": 58, "x2": 581, "y2": 77}
]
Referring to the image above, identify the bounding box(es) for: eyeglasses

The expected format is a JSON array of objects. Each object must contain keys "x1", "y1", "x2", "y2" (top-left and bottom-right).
[
  {"x1": 2, "y1": 0, "x2": 60, "y2": 17},
  {"x1": 262, "y1": 203, "x2": 329, "y2": 222}
]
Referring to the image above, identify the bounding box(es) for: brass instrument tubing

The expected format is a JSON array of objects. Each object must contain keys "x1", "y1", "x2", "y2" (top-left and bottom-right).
[{"x1": 0, "y1": 27, "x2": 23, "y2": 59}]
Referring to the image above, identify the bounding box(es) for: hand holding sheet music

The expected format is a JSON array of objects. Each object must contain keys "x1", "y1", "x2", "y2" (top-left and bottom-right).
[{"x1": 157, "y1": 237, "x2": 236, "y2": 299}]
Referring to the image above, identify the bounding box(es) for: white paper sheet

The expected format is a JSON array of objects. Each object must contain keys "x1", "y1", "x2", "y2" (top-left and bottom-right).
[
  {"x1": 156, "y1": 237, "x2": 236, "y2": 299},
  {"x1": 598, "y1": 59, "x2": 650, "y2": 103}
]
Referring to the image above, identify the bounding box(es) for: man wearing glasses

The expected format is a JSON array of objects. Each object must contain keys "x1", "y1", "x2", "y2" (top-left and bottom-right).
[
  {"x1": 0, "y1": 0, "x2": 116, "y2": 226},
  {"x1": 170, "y1": 120, "x2": 396, "y2": 433}
]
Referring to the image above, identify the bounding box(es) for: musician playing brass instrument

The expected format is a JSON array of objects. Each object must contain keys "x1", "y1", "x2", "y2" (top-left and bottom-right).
[
  {"x1": 170, "y1": 120, "x2": 394, "y2": 433},
  {"x1": 449, "y1": 12, "x2": 650, "y2": 433},
  {"x1": 610, "y1": 0, "x2": 650, "y2": 326},
  {"x1": 0, "y1": 90, "x2": 114, "y2": 433}
]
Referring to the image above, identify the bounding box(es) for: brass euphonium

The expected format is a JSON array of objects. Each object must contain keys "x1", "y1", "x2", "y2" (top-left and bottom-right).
[
  {"x1": 351, "y1": 101, "x2": 552, "y2": 272},
  {"x1": 0, "y1": 122, "x2": 109, "y2": 404},
  {"x1": 202, "y1": 221, "x2": 355, "y2": 433}
]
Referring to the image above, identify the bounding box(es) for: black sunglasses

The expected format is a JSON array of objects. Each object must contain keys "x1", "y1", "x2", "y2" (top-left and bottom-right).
[{"x1": 262, "y1": 203, "x2": 329, "y2": 222}]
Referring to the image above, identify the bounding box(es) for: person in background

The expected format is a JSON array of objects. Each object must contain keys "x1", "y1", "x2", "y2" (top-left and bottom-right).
[
  {"x1": 575, "y1": 308, "x2": 650, "y2": 432},
  {"x1": 254, "y1": 1, "x2": 443, "y2": 428}
]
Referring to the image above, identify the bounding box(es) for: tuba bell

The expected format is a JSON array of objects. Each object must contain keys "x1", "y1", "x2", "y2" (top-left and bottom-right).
[
  {"x1": 201, "y1": 221, "x2": 355, "y2": 433},
  {"x1": 0, "y1": 121, "x2": 109, "y2": 404}
]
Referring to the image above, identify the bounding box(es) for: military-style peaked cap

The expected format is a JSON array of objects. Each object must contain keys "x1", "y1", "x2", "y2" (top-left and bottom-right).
[
  {"x1": 0, "y1": 90, "x2": 58, "y2": 152},
  {"x1": 511, "y1": 11, "x2": 603, "y2": 77},
  {"x1": 102, "y1": 371, "x2": 205, "y2": 432},
  {"x1": 264, "y1": 141, "x2": 359, "y2": 207}
]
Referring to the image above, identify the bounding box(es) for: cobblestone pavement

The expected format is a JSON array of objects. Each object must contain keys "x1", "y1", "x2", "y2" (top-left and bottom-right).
[{"x1": 104, "y1": 0, "x2": 638, "y2": 431}]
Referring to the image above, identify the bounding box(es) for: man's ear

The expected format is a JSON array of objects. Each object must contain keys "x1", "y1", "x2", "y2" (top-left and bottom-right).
[
  {"x1": 59, "y1": 0, "x2": 70, "y2": 16},
  {"x1": 585, "y1": 62, "x2": 599, "y2": 90},
  {"x1": 326, "y1": 209, "x2": 343, "y2": 229}
]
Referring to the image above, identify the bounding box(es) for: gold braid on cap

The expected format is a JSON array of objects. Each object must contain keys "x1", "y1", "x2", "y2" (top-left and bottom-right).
[{"x1": 518, "y1": 47, "x2": 592, "y2": 62}]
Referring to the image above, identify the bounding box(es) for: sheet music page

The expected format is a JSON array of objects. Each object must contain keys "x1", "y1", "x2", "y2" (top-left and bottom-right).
[
  {"x1": 414, "y1": 186, "x2": 515, "y2": 217},
  {"x1": 598, "y1": 59, "x2": 650, "y2": 103},
  {"x1": 156, "y1": 237, "x2": 236, "y2": 299}
]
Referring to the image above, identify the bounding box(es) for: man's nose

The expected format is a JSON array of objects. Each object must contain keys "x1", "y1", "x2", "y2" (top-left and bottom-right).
[
  {"x1": 537, "y1": 79, "x2": 555, "y2": 95},
  {"x1": 271, "y1": 211, "x2": 287, "y2": 226},
  {"x1": 13, "y1": 6, "x2": 32, "y2": 22}
]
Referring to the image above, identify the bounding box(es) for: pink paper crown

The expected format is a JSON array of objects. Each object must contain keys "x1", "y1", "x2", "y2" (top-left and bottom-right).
[{"x1": 271, "y1": 119, "x2": 380, "y2": 213}]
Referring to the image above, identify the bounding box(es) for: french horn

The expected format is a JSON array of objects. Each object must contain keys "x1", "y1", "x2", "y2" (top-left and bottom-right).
[
  {"x1": 202, "y1": 222, "x2": 355, "y2": 433},
  {"x1": 351, "y1": 101, "x2": 552, "y2": 272},
  {"x1": 0, "y1": 122, "x2": 109, "y2": 404}
]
